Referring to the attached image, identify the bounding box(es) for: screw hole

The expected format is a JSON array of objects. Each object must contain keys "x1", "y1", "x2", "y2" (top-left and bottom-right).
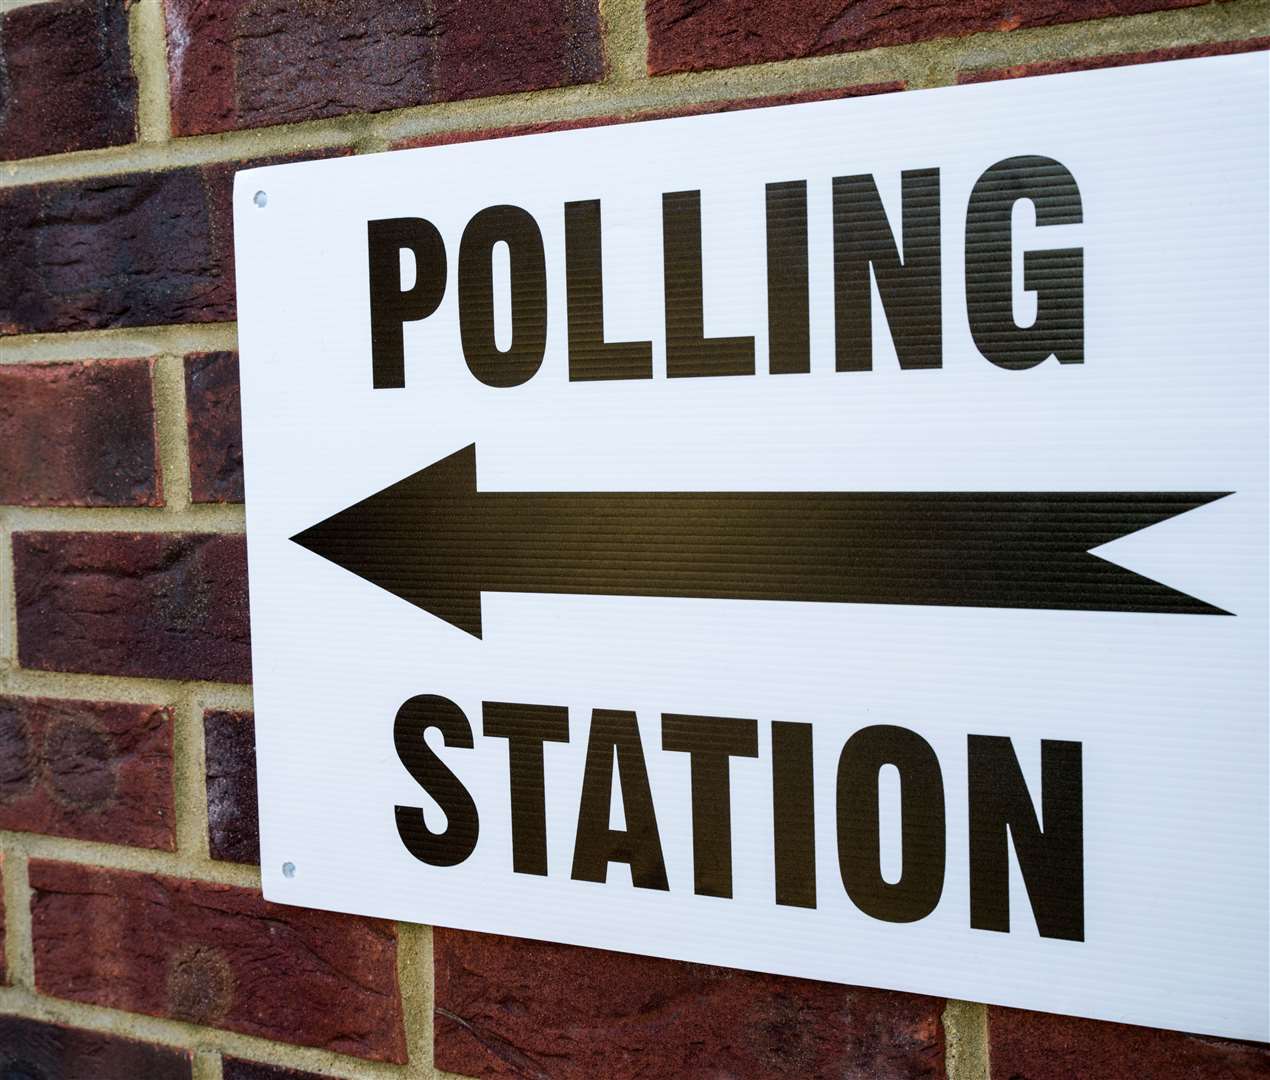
[
  {"x1": 253, "y1": 190, "x2": 268, "y2": 208},
  {"x1": 282, "y1": 861, "x2": 296, "y2": 879}
]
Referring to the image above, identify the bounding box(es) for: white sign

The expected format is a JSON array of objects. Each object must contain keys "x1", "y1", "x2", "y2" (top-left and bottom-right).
[{"x1": 234, "y1": 53, "x2": 1269, "y2": 1041}]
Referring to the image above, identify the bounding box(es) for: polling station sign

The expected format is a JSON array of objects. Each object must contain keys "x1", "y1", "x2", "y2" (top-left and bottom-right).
[{"x1": 233, "y1": 53, "x2": 1269, "y2": 1040}]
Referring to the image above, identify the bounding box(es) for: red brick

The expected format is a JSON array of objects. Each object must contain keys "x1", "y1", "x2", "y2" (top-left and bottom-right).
[
  {"x1": 395, "y1": 82, "x2": 904, "y2": 149},
  {"x1": 165, "y1": 0, "x2": 603, "y2": 137},
  {"x1": 0, "y1": 1015, "x2": 191, "y2": 1079},
  {"x1": 224, "y1": 1059, "x2": 329, "y2": 1080},
  {"x1": 0, "y1": 0, "x2": 137, "y2": 161},
  {"x1": 0, "y1": 696, "x2": 175, "y2": 850},
  {"x1": 186, "y1": 351, "x2": 244, "y2": 503},
  {"x1": 987, "y1": 1007, "x2": 1270, "y2": 1079},
  {"x1": 646, "y1": 0, "x2": 1208, "y2": 75},
  {"x1": 30, "y1": 861, "x2": 407, "y2": 1063},
  {"x1": 14, "y1": 532, "x2": 251, "y2": 684},
  {"x1": 204, "y1": 709, "x2": 259, "y2": 864},
  {"x1": 434, "y1": 930, "x2": 944, "y2": 1079},
  {"x1": 958, "y1": 37, "x2": 1270, "y2": 81},
  {"x1": 0, "y1": 149, "x2": 349, "y2": 337},
  {"x1": 0, "y1": 359, "x2": 161, "y2": 507}
]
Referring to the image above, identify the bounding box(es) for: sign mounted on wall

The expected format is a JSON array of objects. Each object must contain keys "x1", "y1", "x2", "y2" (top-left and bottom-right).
[{"x1": 234, "y1": 53, "x2": 1269, "y2": 1041}]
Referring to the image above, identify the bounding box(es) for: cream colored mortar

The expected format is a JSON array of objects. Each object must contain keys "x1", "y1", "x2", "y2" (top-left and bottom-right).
[
  {"x1": 945, "y1": 1000, "x2": 991, "y2": 1080},
  {"x1": 0, "y1": 0, "x2": 63, "y2": 13},
  {"x1": 151, "y1": 351, "x2": 193, "y2": 511},
  {"x1": 601, "y1": 0, "x2": 650, "y2": 83},
  {"x1": 2, "y1": 2, "x2": 1267, "y2": 1077},
  {"x1": 128, "y1": 0, "x2": 173, "y2": 143}
]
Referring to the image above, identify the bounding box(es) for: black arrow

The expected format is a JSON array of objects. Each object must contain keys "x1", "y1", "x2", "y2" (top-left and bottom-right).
[{"x1": 291, "y1": 444, "x2": 1231, "y2": 637}]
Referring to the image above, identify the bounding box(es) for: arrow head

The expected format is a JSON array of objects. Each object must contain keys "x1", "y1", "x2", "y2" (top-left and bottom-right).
[{"x1": 291, "y1": 443, "x2": 485, "y2": 637}]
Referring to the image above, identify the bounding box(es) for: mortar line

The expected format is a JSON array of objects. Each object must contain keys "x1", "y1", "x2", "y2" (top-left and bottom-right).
[
  {"x1": 0, "y1": 324, "x2": 238, "y2": 364},
  {"x1": 599, "y1": 0, "x2": 649, "y2": 83},
  {"x1": 192, "y1": 1047, "x2": 225, "y2": 1080},
  {"x1": 0, "y1": 512, "x2": 17, "y2": 670},
  {"x1": 128, "y1": 0, "x2": 174, "y2": 143},
  {"x1": 0, "y1": 1, "x2": 1264, "y2": 188},
  {"x1": 944, "y1": 1000, "x2": 990, "y2": 1080},
  {"x1": 151, "y1": 351, "x2": 194, "y2": 513},
  {"x1": 173, "y1": 689, "x2": 212, "y2": 861},
  {"x1": 0, "y1": 0, "x2": 64, "y2": 12},
  {"x1": 394, "y1": 922, "x2": 435, "y2": 1079},
  {"x1": 0, "y1": 671, "x2": 252, "y2": 711},
  {"x1": 0, "y1": 984, "x2": 415, "y2": 1079},
  {"x1": 0, "y1": 828, "x2": 262, "y2": 890},
  {"x1": 1, "y1": 844, "x2": 33, "y2": 989},
  {"x1": 2, "y1": 503, "x2": 245, "y2": 534}
]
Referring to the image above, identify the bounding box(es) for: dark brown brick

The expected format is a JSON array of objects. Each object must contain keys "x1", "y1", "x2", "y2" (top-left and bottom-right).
[
  {"x1": 0, "y1": 166, "x2": 233, "y2": 336},
  {"x1": 186, "y1": 351, "x2": 244, "y2": 503},
  {"x1": 646, "y1": 0, "x2": 1208, "y2": 75},
  {"x1": 0, "y1": 0, "x2": 137, "y2": 160},
  {"x1": 164, "y1": 0, "x2": 603, "y2": 137},
  {"x1": 0, "y1": 149, "x2": 349, "y2": 337},
  {"x1": 204, "y1": 709, "x2": 259, "y2": 864},
  {"x1": 987, "y1": 1007, "x2": 1270, "y2": 1079},
  {"x1": 0, "y1": 359, "x2": 161, "y2": 507},
  {"x1": 395, "y1": 82, "x2": 904, "y2": 150},
  {"x1": 435, "y1": 930, "x2": 944, "y2": 1079},
  {"x1": 0, "y1": 1015, "x2": 191, "y2": 1080},
  {"x1": 14, "y1": 532, "x2": 251, "y2": 684},
  {"x1": 958, "y1": 36, "x2": 1270, "y2": 81},
  {"x1": 224, "y1": 1058, "x2": 329, "y2": 1080},
  {"x1": 30, "y1": 861, "x2": 407, "y2": 1063},
  {"x1": 0, "y1": 696, "x2": 175, "y2": 850}
]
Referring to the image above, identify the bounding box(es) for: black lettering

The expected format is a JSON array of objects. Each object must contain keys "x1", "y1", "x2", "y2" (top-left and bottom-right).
[
  {"x1": 367, "y1": 218, "x2": 447, "y2": 389},
  {"x1": 663, "y1": 190, "x2": 756, "y2": 378},
  {"x1": 968, "y1": 735, "x2": 1084, "y2": 940},
  {"x1": 837, "y1": 724, "x2": 945, "y2": 922},
  {"x1": 965, "y1": 156, "x2": 1083, "y2": 370},
  {"x1": 458, "y1": 205, "x2": 548, "y2": 387},
  {"x1": 833, "y1": 169, "x2": 941, "y2": 371},
  {"x1": 393, "y1": 694, "x2": 479, "y2": 867},
  {"x1": 766, "y1": 181, "x2": 810, "y2": 374},
  {"x1": 662, "y1": 713, "x2": 759, "y2": 898},
  {"x1": 571, "y1": 710, "x2": 669, "y2": 890},
  {"x1": 772, "y1": 720, "x2": 816, "y2": 908},
  {"x1": 565, "y1": 199, "x2": 653, "y2": 381},
  {"x1": 483, "y1": 701, "x2": 570, "y2": 876}
]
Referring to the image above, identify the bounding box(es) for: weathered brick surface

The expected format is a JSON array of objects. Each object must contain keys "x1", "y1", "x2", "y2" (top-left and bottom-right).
[
  {"x1": 0, "y1": 150, "x2": 348, "y2": 336},
  {"x1": 30, "y1": 861, "x2": 407, "y2": 1062},
  {"x1": 186, "y1": 351, "x2": 245, "y2": 503},
  {"x1": 0, "y1": 1015, "x2": 192, "y2": 1080},
  {"x1": 958, "y1": 36, "x2": 1270, "y2": 81},
  {"x1": 435, "y1": 930, "x2": 945, "y2": 1078},
  {"x1": 0, "y1": 166, "x2": 233, "y2": 335},
  {"x1": 205, "y1": 709, "x2": 259, "y2": 863},
  {"x1": 224, "y1": 1058, "x2": 328, "y2": 1080},
  {"x1": 0, "y1": 359, "x2": 161, "y2": 507},
  {"x1": 14, "y1": 532, "x2": 251, "y2": 684},
  {"x1": 0, "y1": 0, "x2": 137, "y2": 161},
  {"x1": 987, "y1": 1008, "x2": 1270, "y2": 1079},
  {"x1": 646, "y1": 0, "x2": 1208, "y2": 74},
  {"x1": 395, "y1": 82, "x2": 903, "y2": 149},
  {"x1": 0, "y1": 696, "x2": 175, "y2": 850},
  {"x1": 164, "y1": 0, "x2": 603, "y2": 136}
]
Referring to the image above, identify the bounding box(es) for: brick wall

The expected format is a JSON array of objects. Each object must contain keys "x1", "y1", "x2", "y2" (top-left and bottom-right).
[{"x1": 1, "y1": 1, "x2": 1267, "y2": 1078}]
